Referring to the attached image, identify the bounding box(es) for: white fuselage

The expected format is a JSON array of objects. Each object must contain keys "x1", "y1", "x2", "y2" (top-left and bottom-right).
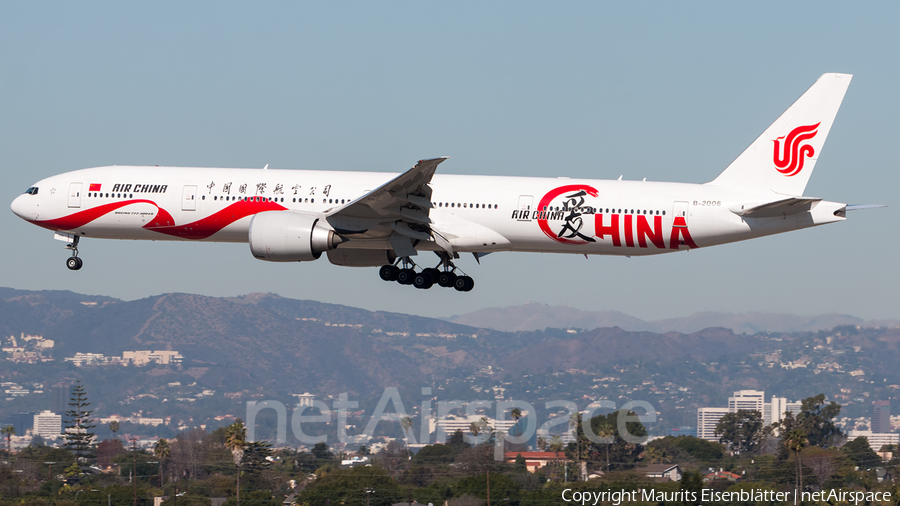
[{"x1": 10, "y1": 165, "x2": 846, "y2": 259}]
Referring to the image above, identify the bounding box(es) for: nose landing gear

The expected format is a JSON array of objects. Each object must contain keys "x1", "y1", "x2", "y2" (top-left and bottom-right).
[{"x1": 65, "y1": 236, "x2": 83, "y2": 271}]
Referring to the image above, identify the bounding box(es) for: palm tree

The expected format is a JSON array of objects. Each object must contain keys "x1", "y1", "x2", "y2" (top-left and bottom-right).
[
  {"x1": 109, "y1": 420, "x2": 120, "y2": 441},
  {"x1": 784, "y1": 429, "x2": 808, "y2": 501},
  {"x1": 569, "y1": 413, "x2": 582, "y2": 481},
  {"x1": 469, "y1": 421, "x2": 482, "y2": 445},
  {"x1": 598, "y1": 424, "x2": 615, "y2": 474},
  {"x1": 400, "y1": 416, "x2": 413, "y2": 465},
  {"x1": 154, "y1": 438, "x2": 170, "y2": 487},
  {"x1": 537, "y1": 436, "x2": 548, "y2": 452},
  {"x1": 549, "y1": 436, "x2": 564, "y2": 482},
  {"x1": 1, "y1": 425, "x2": 14, "y2": 460},
  {"x1": 510, "y1": 408, "x2": 522, "y2": 438},
  {"x1": 225, "y1": 420, "x2": 247, "y2": 506}
]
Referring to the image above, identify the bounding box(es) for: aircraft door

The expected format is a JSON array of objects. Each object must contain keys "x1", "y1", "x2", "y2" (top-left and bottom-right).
[
  {"x1": 182, "y1": 185, "x2": 197, "y2": 211},
  {"x1": 517, "y1": 195, "x2": 533, "y2": 221},
  {"x1": 673, "y1": 201, "x2": 689, "y2": 226},
  {"x1": 67, "y1": 183, "x2": 83, "y2": 208}
]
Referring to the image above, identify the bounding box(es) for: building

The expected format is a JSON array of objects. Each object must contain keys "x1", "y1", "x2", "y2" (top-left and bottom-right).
[
  {"x1": 33, "y1": 410, "x2": 62, "y2": 438},
  {"x1": 504, "y1": 452, "x2": 568, "y2": 473},
  {"x1": 697, "y1": 407, "x2": 730, "y2": 442},
  {"x1": 764, "y1": 397, "x2": 801, "y2": 426},
  {"x1": 433, "y1": 415, "x2": 517, "y2": 443},
  {"x1": 728, "y1": 390, "x2": 765, "y2": 413},
  {"x1": 123, "y1": 350, "x2": 183, "y2": 366},
  {"x1": 292, "y1": 393, "x2": 316, "y2": 408},
  {"x1": 847, "y1": 430, "x2": 899, "y2": 451},
  {"x1": 643, "y1": 463, "x2": 682, "y2": 482},
  {"x1": 872, "y1": 401, "x2": 891, "y2": 433},
  {"x1": 700, "y1": 391, "x2": 803, "y2": 441}
]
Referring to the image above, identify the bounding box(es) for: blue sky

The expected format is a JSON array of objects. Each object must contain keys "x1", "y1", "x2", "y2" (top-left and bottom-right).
[{"x1": 2, "y1": 2, "x2": 897, "y2": 320}]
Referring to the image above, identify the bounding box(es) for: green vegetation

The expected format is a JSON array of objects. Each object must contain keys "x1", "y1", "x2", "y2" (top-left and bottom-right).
[{"x1": 4, "y1": 397, "x2": 894, "y2": 506}]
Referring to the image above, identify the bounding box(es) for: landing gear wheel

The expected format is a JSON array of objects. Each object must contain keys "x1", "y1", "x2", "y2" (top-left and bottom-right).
[
  {"x1": 413, "y1": 273, "x2": 434, "y2": 289},
  {"x1": 66, "y1": 257, "x2": 83, "y2": 271},
  {"x1": 437, "y1": 271, "x2": 457, "y2": 288},
  {"x1": 379, "y1": 265, "x2": 399, "y2": 281},
  {"x1": 397, "y1": 268, "x2": 416, "y2": 285},
  {"x1": 422, "y1": 268, "x2": 440, "y2": 283},
  {"x1": 454, "y1": 276, "x2": 474, "y2": 292}
]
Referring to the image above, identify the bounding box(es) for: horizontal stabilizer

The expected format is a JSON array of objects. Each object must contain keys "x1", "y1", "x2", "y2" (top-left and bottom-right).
[
  {"x1": 731, "y1": 197, "x2": 821, "y2": 218},
  {"x1": 845, "y1": 204, "x2": 887, "y2": 211}
]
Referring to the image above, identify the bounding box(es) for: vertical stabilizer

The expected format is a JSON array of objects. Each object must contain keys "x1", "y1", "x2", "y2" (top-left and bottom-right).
[{"x1": 707, "y1": 73, "x2": 851, "y2": 196}]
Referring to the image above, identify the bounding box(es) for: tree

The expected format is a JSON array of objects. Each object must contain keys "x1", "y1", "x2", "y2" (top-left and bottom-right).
[
  {"x1": 109, "y1": 420, "x2": 120, "y2": 441},
  {"x1": 469, "y1": 421, "x2": 481, "y2": 445},
  {"x1": 537, "y1": 437, "x2": 548, "y2": 452},
  {"x1": 96, "y1": 438, "x2": 125, "y2": 468},
  {"x1": 567, "y1": 412, "x2": 590, "y2": 481},
  {"x1": 843, "y1": 436, "x2": 881, "y2": 470},
  {"x1": 401, "y1": 416, "x2": 414, "y2": 454},
  {"x1": 715, "y1": 409, "x2": 765, "y2": 454},
  {"x1": 225, "y1": 419, "x2": 246, "y2": 506},
  {"x1": 549, "y1": 436, "x2": 564, "y2": 481},
  {"x1": 775, "y1": 394, "x2": 843, "y2": 448},
  {"x1": 312, "y1": 442, "x2": 333, "y2": 460},
  {"x1": 299, "y1": 465, "x2": 400, "y2": 506},
  {"x1": 586, "y1": 410, "x2": 647, "y2": 472},
  {"x1": 1, "y1": 425, "x2": 14, "y2": 459},
  {"x1": 63, "y1": 380, "x2": 97, "y2": 465},
  {"x1": 510, "y1": 408, "x2": 523, "y2": 438},
  {"x1": 784, "y1": 428, "x2": 808, "y2": 499},
  {"x1": 154, "y1": 438, "x2": 171, "y2": 487}
]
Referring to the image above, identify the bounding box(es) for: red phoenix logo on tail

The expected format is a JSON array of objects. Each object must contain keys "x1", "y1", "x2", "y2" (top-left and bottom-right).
[{"x1": 773, "y1": 122, "x2": 820, "y2": 177}]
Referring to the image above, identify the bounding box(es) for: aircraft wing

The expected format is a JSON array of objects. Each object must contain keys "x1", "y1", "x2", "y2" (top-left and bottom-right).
[
  {"x1": 730, "y1": 197, "x2": 822, "y2": 218},
  {"x1": 324, "y1": 157, "x2": 452, "y2": 256}
]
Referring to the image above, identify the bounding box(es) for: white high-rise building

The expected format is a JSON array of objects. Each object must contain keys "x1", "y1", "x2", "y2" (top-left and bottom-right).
[
  {"x1": 33, "y1": 410, "x2": 62, "y2": 438},
  {"x1": 697, "y1": 407, "x2": 730, "y2": 442},
  {"x1": 729, "y1": 390, "x2": 765, "y2": 413}
]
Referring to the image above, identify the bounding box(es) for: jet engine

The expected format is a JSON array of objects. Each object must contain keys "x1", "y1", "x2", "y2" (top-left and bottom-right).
[{"x1": 248, "y1": 211, "x2": 341, "y2": 262}]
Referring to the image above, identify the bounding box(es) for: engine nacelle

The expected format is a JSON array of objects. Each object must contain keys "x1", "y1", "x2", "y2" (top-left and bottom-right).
[
  {"x1": 248, "y1": 211, "x2": 338, "y2": 262},
  {"x1": 326, "y1": 249, "x2": 397, "y2": 267}
]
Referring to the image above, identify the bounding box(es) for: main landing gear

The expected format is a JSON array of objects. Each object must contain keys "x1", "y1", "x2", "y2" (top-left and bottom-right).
[
  {"x1": 65, "y1": 236, "x2": 83, "y2": 271},
  {"x1": 378, "y1": 255, "x2": 474, "y2": 291}
]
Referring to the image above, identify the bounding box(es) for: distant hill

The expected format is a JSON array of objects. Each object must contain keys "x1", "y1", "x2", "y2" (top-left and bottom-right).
[
  {"x1": 4, "y1": 287, "x2": 900, "y2": 433},
  {"x1": 447, "y1": 302, "x2": 898, "y2": 334}
]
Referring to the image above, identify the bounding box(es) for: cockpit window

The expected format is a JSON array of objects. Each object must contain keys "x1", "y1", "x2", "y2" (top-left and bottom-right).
[{"x1": 24, "y1": 187, "x2": 39, "y2": 195}]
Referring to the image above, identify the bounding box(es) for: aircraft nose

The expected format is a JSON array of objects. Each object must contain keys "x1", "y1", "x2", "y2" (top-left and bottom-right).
[{"x1": 10, "y1": 194, "x2": 30, "y2": 220}]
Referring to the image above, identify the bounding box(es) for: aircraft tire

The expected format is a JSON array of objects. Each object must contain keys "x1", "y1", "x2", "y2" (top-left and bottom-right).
[
  {"x1": 413, "y1": 273, "x2": 434, "y2": 289},
  {"x1": 397, "y1": 268, "x2": 416, "y2": 285},
  {"x1": 379, "y1": 265, "x2": 399, "y2": 281},
  {"x1": 453, "y1": 276, "x2": 470, "y2": 292},
  {"x1": 462, "y1": 276, "x2": 475, "y2": 292},
  {"x1": 422, "y1": 268, "x2": 440, "y2": 283},
  {"x1": 437, "y1": 272, "x2": 457, "y2": 288},
  {"x1": 67, "y1": 257, "x2": 82, "y2": 271}
]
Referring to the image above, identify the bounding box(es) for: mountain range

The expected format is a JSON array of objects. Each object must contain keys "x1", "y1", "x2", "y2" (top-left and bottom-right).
[{"x1": 446, "y1": 302, "x2": 900, "y2": 334}]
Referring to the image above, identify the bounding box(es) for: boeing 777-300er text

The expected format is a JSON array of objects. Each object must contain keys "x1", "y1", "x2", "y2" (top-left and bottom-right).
[{"x1": 10, "y1": 73, "x2": 882, "y2": 291}]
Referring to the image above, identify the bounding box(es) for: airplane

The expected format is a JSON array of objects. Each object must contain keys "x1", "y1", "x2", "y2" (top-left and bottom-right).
[{"x1": 10, "y1": 73, "x2": 882, "y2": 292}]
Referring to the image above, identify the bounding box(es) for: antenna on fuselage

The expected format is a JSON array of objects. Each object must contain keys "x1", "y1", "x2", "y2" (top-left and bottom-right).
[{"x1": 263, "y1": 164, "x2": 269, "y2": 170}]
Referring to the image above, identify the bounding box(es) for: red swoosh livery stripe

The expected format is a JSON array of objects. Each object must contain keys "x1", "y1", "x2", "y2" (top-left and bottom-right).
[
  {"x1": 32, "y1": 199, "x2": 288, "y2": 240},
  {"x1": 145, "y1": 199, "x2": 287, "y2": 239},
  {"x1": 34, "y1": 200, "x2": 161, "y2": 231}
]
